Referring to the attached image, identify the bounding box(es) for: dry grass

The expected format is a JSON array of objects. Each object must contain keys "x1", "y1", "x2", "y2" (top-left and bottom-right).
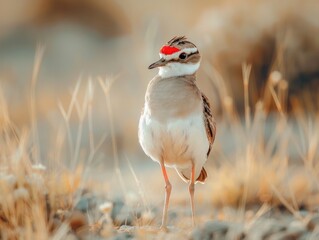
[
  {"x1": 0, "y1": 50, "x2": 113, "y2": 239},
  {"x1": 207, "y1": 65, "x2": 319, "y2": 222},
  {"x1": 1, "y1": 56, "x2": 318, "y2": 239},
  {"x1": 1, "y1": 48, "x2": 319, "y2": 238},
  {"x1": 0, "y1": 56, "x2": 82, "y2": 239}
]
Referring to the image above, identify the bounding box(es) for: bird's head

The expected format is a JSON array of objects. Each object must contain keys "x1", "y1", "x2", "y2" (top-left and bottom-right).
[{"x1": 148, "y1": 36, "x2": 201, "y2": 78}]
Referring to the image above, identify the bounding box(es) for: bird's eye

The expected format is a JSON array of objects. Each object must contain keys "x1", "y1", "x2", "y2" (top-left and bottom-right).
[{"x1": 179, "y1": 52, "x2": 187, "y2": 59}]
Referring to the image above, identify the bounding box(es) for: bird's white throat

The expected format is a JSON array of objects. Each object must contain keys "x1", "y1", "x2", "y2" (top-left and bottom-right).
[{"x1": 158, "y1": 62, "x2": 200, "y2": 78}]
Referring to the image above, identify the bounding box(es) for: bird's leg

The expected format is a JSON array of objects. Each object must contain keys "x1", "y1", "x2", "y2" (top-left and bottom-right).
[
  {"x1": 189, "y1": 164, "x2": 195, "y2": 227},
  {"x1": 160, "y1": 162, "x2": 172, "y2": 230}
]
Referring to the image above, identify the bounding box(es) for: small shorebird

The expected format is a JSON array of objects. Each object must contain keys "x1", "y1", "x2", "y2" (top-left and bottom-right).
[{"x1": 138, "y1": 36, "x2": 216, "y2": 228}]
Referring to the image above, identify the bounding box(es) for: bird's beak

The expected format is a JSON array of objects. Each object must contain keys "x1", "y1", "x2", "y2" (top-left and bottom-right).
[{"x1": 148, "y1": 58, "x2": 166, "y2": 69}]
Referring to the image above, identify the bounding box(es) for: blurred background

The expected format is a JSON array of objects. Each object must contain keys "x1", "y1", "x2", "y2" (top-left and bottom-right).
[
  {"x1": 2, "y1": 1, "x2": 319, "y2": 237},
  {"x1": 0, "y1": 0, "x2": 318, "y2": 169}
]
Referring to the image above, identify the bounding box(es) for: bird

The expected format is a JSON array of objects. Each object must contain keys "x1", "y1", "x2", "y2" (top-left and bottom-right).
[{"x1": 138, "y1": 36, "x2": 216, "y2": 229}]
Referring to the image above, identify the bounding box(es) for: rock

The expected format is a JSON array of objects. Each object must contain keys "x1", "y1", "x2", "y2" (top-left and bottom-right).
[
  {"x1": 169, "y1": 210, "x2": 178, "y2": 222},
  {"x1": 111, "y1": 199, "x2": 125, "y2": 222},
  {"x1": 190, "y1": 220, "x2": 229, "y2": 240},
  {"x1": 247, "y1": 219, "x2": 287, "y2": 240},
  {"x1": 268, "y1": 227, "x2": 307, "y2": 240},
  {"x1": 225, "y1": 223, "x2": 245, "y2": 240},
  {"x1": 204, "y1": 220, "x2": 229, "y2": 233},
  {"x1": 74, "y1": 195, "x2": 93, "y2": 212},
  {"x1": 299, "y1": 232, "x2": 312, "y2": 240},
  {"x1": 64, "y1": 233, "x2": 78, "y2": 240},
  {"x1": 306, "y1": 214, "x2": 319, "y2": 231},
  {"x1": 297, "y1": 210, "x2": 309, "y2": 218},
  {"x1": 266, "y1": 220, "x2": 308, "y2": 240},
  {"x1": 74, "y1": 192, "x2": 107, "y2": 213},
  {"x1": 189, "y1": 228, "x2": 203, "y2": 240},
  {"x1": 111, "y1": 232, "x2": 134, "y2": 240},
  {"x1": 288, "y1": 220, "x2": 306, "y2": 232}
]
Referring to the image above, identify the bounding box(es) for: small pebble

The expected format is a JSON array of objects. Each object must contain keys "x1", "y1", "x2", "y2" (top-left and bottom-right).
[{"x1": 68, "y1": 211, "x2": 88, "y2": 232}]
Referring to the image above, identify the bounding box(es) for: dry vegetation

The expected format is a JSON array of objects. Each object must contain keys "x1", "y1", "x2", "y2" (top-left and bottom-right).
[
  {"x1": 208, "y1": 66, "x2": 319, "y2": 211},
  {"x1": 0, "y1": 49, "x2": 318, "y2": 239},
  {"x1": 0, "y1": 49, "x2": 86, "y2": 239},
  {"x1": 0, "y1": 0, "x2": 319, "y2": 239}
]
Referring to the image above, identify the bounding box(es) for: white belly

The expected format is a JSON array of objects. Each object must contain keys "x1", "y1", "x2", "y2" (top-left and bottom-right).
[{"x1": 138, "y1": 111, "x2": 209, "y2": 169}]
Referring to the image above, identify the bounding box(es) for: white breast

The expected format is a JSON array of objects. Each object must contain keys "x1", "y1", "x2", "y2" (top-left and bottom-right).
[{"x1": 138, "y1": 107, "x2": 209, "y2": 171}]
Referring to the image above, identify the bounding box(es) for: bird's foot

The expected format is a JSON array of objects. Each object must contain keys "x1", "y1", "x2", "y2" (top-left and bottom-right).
[{"x1": 159, "y1": 225, "x2": 169, "y2": 232}]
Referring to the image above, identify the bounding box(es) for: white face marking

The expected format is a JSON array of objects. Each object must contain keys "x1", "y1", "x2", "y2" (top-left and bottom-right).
[
  {"x1": 159, "y1": 47, "x2": 198, "y2": 61},
  {"x1": 158, "y1": 62, "x2": 200, "y2": 78}
]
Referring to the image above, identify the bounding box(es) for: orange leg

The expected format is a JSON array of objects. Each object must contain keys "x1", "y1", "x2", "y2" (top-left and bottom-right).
[
  {"x1": 189, "y1": 164, "x2": 195, "y2": 227},
  {"x1": 160, "y1": 162, "x2": 172, "y2": 229}
]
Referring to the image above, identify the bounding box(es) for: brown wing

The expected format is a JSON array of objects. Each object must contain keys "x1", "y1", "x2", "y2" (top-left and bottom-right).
[{"x1": 201, "y1": 93, "x2": 216, "y2": 157}]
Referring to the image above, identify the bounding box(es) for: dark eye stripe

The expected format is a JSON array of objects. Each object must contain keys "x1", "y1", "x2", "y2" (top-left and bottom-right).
[
  {"x1": 187, "y1": 51, "x2": 199, "y2": 57},
  {"x1": 166, "y1": 51, "x2": 200, "y2": 63}
]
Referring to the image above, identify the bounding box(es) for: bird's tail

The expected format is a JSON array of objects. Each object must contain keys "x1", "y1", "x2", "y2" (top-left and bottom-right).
[
  {"x1": 176, "y1": 167, "x2": 207, "y2": 184},
  {"x1": 196, "y1": 167, "x2": 207, "y2": 183}
]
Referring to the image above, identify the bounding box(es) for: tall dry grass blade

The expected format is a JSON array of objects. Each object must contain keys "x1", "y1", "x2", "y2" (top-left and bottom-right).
[
  {"x1": 58, "y1": 78, "x2": 87, "y2": 167},
  {"x1": 57, "y1": 101, "x2": 73, "y2": 159},
  {"x1": 292, "y1": 117, "x2": 319, "y2": 191},
  {"x1": 52, "y1": 126, "x2": 66, "y2": 168},
  {"x1": 87, "y1": 78, "x2": 95, "y2": 153},
  {"x1": 269, "y1": 83, "x2": 284, "y2": 117},
  {"x1": 278, "y1": 79, "x2": 288, "y2": 113},
  {"x1": 203, "y1": 63, "x2": 230, "y2": 100},
  {"x1": 263, "y1": 71, "x2": 281, "y2": 113},
  {"x1": 247, "y1": 203, "x2": 271, "y2": 228},
  {"x1": 0, "y1": 87, "x2": 10, "y2": 128},
  {"x1": 30, "y1": 43, "x2": 45, "y2": 164},
  {"x1": 82, "y1": 133, "x2": 107, "y2": 187},
  {"x1": 67, "y1": 77, "x2": 82, "y2": 119},
  {"x1": 99, "y1": 76, "x2": 128, "y2": 200},
  {"x1": 87, "y1": 133, "x2": 108, "y2": 165},
  {"x1": 72, "y1": 87, "x2": 88, "y2": 169},
  {"x1": 234, "y1": 63, "x2": 252, "y2": 221},
  {"x1": 126, "y1": 156, "x2": 150, "y2": 212},
  {"x1": 238, "y1": 144, "x2": 253, "y2": 222},
  {"x1": 270, "y1": 184, "x2": 302, "y2": 221},
  {"x1": 292, "y1": 114, "x2": 310, "y2": 164},
  {"x1": 306, "y1": 118, "x2": 319, "y2": 169},
  {"x1": 242, "y1": 63, "x2": 252, "y2": 131},
  {"x1": 51, "y1": 223, "x2": 69, "y2": 240},
  {"x1": 203, "y1": 64, "x2": 235, "y2": 120},
  {"x1": 287, "y1": 182, "x2": 299, "y2": 212}
]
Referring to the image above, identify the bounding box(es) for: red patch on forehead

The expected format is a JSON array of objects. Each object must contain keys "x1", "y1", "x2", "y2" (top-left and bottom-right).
[{"x1": 160, "y1": 45, "x2": 180, "y2": 55}]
